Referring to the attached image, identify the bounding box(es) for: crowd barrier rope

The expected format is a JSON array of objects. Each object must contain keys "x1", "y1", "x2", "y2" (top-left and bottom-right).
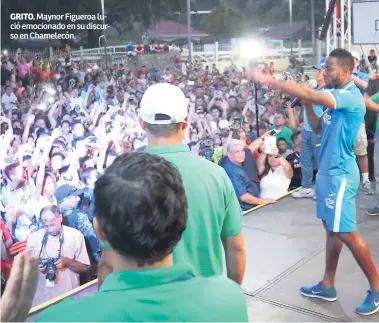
[
  {"x1": 28, "y1": 279, "x2": 98, "y2": 315},
  {"x1": 242, "y1": 187, "x2": 302, "y2": 215}
]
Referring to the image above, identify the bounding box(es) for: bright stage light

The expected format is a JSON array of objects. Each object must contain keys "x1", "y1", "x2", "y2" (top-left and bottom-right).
[{"x1": 240, "y1": 40, "x2": 262, "y2": 59}]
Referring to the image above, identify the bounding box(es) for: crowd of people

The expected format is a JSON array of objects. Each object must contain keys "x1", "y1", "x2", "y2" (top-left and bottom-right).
[{"x1": 1, "y1": 44, "x2": 379, "y2": 321}]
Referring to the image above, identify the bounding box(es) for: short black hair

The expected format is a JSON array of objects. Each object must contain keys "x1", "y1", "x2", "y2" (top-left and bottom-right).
[
  {"x1": 277, "y1": 137, "x2": 287, "y2": 144},
  {"x1": 144, "y1": 122, "x2": 182, "y2": 137},
  {"x1": 329, "y1": 48, "x2": 355, "y2": 72},
  {"x1": 291, "y1": 131, "x2": 301, "y2": 142},
  {"x1": 94, "y1": 152, "x2": 188, "y2": 266},
  {"x1": 210, "y1": 105, "x2": 222, "y2": 115}
]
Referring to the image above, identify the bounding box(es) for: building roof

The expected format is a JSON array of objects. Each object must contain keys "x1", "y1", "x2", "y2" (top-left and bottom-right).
[
  {"x1": 148, "y1": 20, "x2": 208, "y2": 39},
  {"x1": 260, "y1": 21, "x2": 309, "y2": 40}
]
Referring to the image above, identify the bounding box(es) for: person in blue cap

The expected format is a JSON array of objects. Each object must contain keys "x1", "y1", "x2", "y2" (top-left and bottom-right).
[
  {"x1": 55, "y1": 184, "x2": 101, "y2": 263},
  {"x1": 292, "y1": 62, "x2": 326, "y2": 199}
]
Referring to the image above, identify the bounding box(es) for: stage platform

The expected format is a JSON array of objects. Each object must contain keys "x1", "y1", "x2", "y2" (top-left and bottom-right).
[
  {"x1": 242, "y1": 139, "x2": 379, "y2": 322},
  {"x1": 27, "y1": 142, "x2": 379, "y2": 322},
  {"x1": 243, "y1": 191, "x2": 378, "y2": 322}
]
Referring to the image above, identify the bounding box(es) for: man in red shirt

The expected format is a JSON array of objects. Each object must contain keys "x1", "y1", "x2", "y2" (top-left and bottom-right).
[
  {"x1": 1, "y1": 220, "x2": 13, "y2": 280},
  {"x1": 268, "y1": 62, "x2": 275, "y2": 75}
]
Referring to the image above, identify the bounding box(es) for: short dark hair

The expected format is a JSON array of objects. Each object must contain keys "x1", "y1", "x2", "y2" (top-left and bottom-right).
[
  {"x1": 210, "y1": 105, "x2": 222, "y2": 115},
  {"x1": 94, "y1": 152, "x2": 188, "y2": 266},
  {"x1": 144, "y1": 122, "x2": 182, "y2": 137},
  {"x1": 329, "y1": 48, "x2": 355, "y2": 72},
  {"x1": 291, "y1": 131, "x2": 301, "y2": 142}
]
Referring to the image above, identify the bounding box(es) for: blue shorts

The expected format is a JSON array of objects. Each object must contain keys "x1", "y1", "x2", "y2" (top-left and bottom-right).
[{"x1": 315, "y1": 172, "x2": 359, "y2": 233}]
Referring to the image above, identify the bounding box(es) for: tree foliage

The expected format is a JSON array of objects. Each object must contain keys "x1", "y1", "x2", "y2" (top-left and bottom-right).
[
  {"x1": 200, "y1": 0, "x2": 245, "y2": 40},
  {"x1": 1, "y1": 0, "x2": 185, "y2": 47}
]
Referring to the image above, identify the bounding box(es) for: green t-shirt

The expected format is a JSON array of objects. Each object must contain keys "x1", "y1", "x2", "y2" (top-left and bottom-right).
[
  {"x1": 213, "y1": 146, "x2": 224, "y2": 165},
  {"x1": 269, "y1": 125, "x2": 293, "y2": 147},
  {"x1": 145, "y1": 144, "x2": 242, "y2": 278},
  {"x1": 371, "y1": 91, "x2": 379, "y2": 104},
  {"x1": 36, "y1": 264, "x2": 248, "y2": 322}
]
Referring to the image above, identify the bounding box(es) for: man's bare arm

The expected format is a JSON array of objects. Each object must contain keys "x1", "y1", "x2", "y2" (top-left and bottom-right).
[
  {"x1": 222, "y1": 233, "x2": 246, "y2": 285},
  {"x1": 249, "y1": 70, "x2": 336, "y2": 110}
]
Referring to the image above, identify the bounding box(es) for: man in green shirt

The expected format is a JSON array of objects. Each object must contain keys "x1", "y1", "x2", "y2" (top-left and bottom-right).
[
  {"x1": 370, "y1": 91, "x2": 379, "y2": 105},
  {"x1": 269, "y1": 112, "x2": 294, "y2": 147},
  {"x1": 136, "y1": 83, "x2": 245, "y2": 283},
  {"x1": 36, "y1": 152, "x2": 248, "y2": 322}
]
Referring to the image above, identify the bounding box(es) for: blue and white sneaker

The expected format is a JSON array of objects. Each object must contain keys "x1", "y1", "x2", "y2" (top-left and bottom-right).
[
  {"x1": 300, "y1": 281, "x2": 337, "y2": 302},
  {"x1": 356, "y1": 289, "x2": 379, "y2": 316}
]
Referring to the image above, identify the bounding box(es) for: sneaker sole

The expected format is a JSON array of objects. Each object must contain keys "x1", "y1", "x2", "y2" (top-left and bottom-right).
[
  {"x1": 367, "y1": 212, "x2": 379, "y2": 216},
  {"x1": 356, "y1": 305, "x2": 379, "y2": 316},
  {"x1": 300, "y1": 291, "x2": 337, "y2": 302}
]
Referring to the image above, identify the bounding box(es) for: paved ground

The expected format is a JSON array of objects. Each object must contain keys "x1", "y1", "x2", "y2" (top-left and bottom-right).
[{"x1": 243, "y1": 142, "x2": 379, "y2": 322}]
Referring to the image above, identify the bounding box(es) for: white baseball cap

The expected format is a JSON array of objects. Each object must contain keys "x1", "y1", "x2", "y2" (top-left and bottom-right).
[
  {"x1": 139, "y1": 83, "x2": 189, "y2": 125},
  {"x1": 350, "y1": 51, "x2": 360, "y2": 61}
]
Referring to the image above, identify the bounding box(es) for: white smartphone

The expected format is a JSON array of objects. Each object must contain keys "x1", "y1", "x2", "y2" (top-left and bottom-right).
[{"x1": 264, "y1": 136, "x2": 277, "y2": 154}]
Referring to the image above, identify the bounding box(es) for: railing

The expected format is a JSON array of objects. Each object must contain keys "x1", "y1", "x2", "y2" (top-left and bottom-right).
[{"x1": 4, "y1": 42, "x2": 314, "y2": 64}]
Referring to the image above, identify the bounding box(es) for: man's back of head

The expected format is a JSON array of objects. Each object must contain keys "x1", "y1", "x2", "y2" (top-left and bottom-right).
[
  {"x1": 138, "y1": 83, "x2": 189, "y2": 141},
  {"x1": 94, "y1": 152, "x2": 188, "y2": 267}
]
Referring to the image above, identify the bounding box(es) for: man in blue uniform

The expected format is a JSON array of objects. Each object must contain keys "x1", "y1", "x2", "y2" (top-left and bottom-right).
[{"x1": 249, "y1": 48, "x2": 379, "y2": 316}]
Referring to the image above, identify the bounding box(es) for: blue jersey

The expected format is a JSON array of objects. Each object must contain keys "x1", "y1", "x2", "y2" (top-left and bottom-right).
[{"x1": 318, "y1": 81, "x2": 365, "y2": 176}]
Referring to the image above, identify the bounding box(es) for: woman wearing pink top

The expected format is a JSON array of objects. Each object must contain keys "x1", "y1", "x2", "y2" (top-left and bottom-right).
[{"x1": 15, "y1": 51, "x2": 30, "y2": 87}]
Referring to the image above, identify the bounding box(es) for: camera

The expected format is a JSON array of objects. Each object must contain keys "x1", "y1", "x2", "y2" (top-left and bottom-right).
[
  {"x1": 40, "y1": 257, "x2": 58, "y2": 282},
  {"x1": 199, "y1": 138, "x2": 215, "y2": 161},
  {"x1": 230, "y1": 116, "x2": 244, "y2": 140}
]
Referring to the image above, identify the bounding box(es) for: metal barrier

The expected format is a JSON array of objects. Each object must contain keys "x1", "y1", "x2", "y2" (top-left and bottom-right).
[{"x1": 4, "y1": 43, "x2": 313, "y2": 65}]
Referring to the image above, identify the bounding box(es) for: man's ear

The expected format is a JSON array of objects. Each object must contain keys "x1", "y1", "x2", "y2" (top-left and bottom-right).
[
  {"x1": 181, "y1": 116, "x2": 189, "y2": 131},
  {"x1": 138, "y1": 116, "x2": 146, "y2": 130},
  {"x1": 93, "y1": 217, "x2": 106, "y2": 242}
]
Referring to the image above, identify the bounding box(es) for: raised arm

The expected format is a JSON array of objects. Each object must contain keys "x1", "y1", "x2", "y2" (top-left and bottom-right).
[{"x1": 249, "y1": 69, "x2": 336, "y2": 110}]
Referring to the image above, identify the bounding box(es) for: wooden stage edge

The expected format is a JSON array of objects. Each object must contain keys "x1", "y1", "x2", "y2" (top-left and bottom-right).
[
  {"x1": 29, "y1": 279, "x2": 98, "y2": 314},
  {"x1": 242, "y1": 187, "x2": 301, "y2": 215}
]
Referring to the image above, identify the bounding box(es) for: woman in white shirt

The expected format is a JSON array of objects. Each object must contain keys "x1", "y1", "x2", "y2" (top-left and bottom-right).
[{"x1": 257, "y1": 146, "x2": 293, "y2": 199}]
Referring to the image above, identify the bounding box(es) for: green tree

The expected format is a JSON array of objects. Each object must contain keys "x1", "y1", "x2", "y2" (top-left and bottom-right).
[
  {"x1": 200, "y1": 0, "x2": 245, "y2": 40},
  {"x1": 1, "y1": 0, "x2": 185, "y2": 47}
]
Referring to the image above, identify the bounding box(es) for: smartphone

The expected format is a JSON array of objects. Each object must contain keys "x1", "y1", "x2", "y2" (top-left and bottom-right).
[
  {"x1": 265, "y1": 136, "x2": 277, "y2": 154},
  {"x1": 268, "y1": 129, "x2": 277, "y2": 136}
]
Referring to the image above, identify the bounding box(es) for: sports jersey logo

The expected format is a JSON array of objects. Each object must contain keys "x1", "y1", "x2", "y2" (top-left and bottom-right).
[
  {"x1": 325, "y1": 193, "x2": 336, "y2": 209},
  {"x1": 325, "y1": 198, "x2": 334, "y2": 209}
]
